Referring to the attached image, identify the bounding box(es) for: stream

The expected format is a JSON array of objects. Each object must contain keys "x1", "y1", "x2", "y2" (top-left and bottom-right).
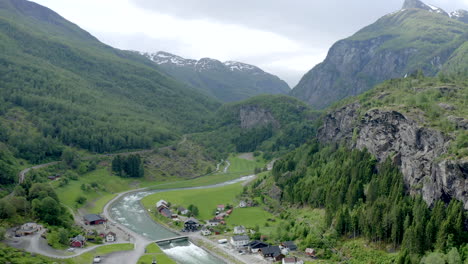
[{"x1": 109, "y1": 175, "x2": 255, "y2": 264}]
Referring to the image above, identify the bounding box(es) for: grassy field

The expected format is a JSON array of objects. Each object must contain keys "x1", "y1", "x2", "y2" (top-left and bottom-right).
[
  {"x1": 52, "y1": 167, "x2": 138, "y2": 213},
  {"x1": 137, "y1": 243, "x2": 176, "y2": 264},
  {"x1": 227, "y1": 207, "x2": 276, "y2": 234},
  {"x1": 227, "y1": 153, "x2": 266, "y2": 173},
  {"x1": 54, "y1": 153, "x2": 267, "y2": 215},
  {"x1": 71, "y1": 243, "x2": 134, "y2": 264},
  {"x1": 142, "y1": 183, "x2": 244, "y2": 220}
]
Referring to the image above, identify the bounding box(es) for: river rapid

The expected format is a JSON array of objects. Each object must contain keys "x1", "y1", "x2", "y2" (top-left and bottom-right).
[{"x1": 109, "y1": 175, "x2": 255, "y2": 264}]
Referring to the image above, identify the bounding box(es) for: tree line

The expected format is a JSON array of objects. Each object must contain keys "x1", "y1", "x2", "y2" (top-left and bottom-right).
[
  {"x1": 272, "y1": 142, "x2": 468, "y2": 263},
  {"x1": 111, "y1": 154, "x2": 144, "y2": 178}
]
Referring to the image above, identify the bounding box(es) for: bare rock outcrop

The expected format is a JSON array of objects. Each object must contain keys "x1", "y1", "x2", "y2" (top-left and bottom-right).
[
  {"x1": 318, "y1": 104, "x2": 468, "y2": 209},
  {"x1": 239, "y1": 105, "x2": 279, "y2": 129}
]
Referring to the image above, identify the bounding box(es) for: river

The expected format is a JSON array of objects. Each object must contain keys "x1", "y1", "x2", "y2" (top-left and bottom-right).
[{"x1": 109, "y1": 175, "x2": 255, "y2": 264}]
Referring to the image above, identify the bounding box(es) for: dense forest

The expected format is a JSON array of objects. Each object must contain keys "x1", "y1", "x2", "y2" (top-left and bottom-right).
[
  {"x1": 271, "y1": 142, "x2": 468, "y2": 262},
  {"x1": 0, "y1": 0, "x2": 220, "y2": 165},
  {"x1": 191, "y1": 95, "x2": 319, "y2": 160},
  {"x1": 111, "y1": 154, "x2": 144, "y2": 178}
]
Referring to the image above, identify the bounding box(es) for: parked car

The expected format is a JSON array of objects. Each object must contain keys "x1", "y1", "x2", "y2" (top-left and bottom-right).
[
  {"x1": 93, "y1": 256, "x2": 101, "y2": 263},
  {"x1": 67, "y1": 248, "x2": 75, "y2": 252}
]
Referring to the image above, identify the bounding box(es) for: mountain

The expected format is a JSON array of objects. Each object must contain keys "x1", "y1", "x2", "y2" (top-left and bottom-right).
[
  {"x1": 319, "y1": 74, "x2": 468, "y2": 209},
  {"x1": 0, "y1": 0, "x2": 220, "y2": 163},
  {"x1": 142, "y1": 51, "x2": 291, "y2": 102},
  {"x1": 190, "y1": 94, "x2": 318, "y2": 160},
  {"x1": 291, "y1": 0, "x2": 468, "y2": 109}
]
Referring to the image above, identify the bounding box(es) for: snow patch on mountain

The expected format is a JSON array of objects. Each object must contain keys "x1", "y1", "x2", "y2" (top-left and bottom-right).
[{"x1": 141, "y1": 51, "x2": 267, "y2": 74}]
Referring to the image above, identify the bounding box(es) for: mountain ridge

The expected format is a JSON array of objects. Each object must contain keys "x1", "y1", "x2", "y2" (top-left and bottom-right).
[
  {"x1": 0, "y1": 0, "x2": 220, "y2": 162},
  {"x1": 291, "y1": 0, "x2": 468, "y2": 109},
  {"x1": 141, "y1": 51, "x2": 291, "y2": 102}
]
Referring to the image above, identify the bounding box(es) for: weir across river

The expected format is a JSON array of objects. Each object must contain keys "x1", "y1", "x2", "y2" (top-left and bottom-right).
[{"x1": 154, "y1": 236, "x2": 189, "y2": 244}]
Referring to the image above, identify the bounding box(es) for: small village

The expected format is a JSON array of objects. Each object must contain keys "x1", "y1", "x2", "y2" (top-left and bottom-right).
[
  {"x1": 7, "y1": 213, "x2": 132, "y2": 263},
  {"x1": 154, "y1": 199, "x2": 317, "y2": 264}
]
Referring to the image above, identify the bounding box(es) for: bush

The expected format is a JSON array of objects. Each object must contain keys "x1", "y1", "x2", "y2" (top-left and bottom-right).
[{"x1": 76, "y1": 196, "x2": 87, "y2": 205}]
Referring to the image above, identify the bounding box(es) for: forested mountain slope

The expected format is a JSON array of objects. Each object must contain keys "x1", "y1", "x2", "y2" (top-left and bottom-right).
[
  {"x1": 318, "y1": 74, "x2": 468, "y2": 209},
  {"x1": 190, "y1": 95, "x2": 319, "y2": 160},
  {"x1": 0, "y1": 0, "x2": 220, "y2": 164},
  {"x1": 291, "y1": 0, "x2": 468, "y2": 109},
  {"x1": 142, "y1": 51, "x2": 290, "y2": 102}
]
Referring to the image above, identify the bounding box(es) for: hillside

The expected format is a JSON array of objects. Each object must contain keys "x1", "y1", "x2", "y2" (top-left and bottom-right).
[
  {"x1": 248, "y1": 74, "x2": 468, "y2": 262},
  {"x1": 142, "y1": 51, "x2": 290, "y2": 102},
  {"x1": 0, "y1": 0, "x2": 220, "y2": 164},
  {"x1": 190, "y1": 95, "x2": 319, "y2": 160},
  {"x1": 291, "y1": 0, "x2": 468, "y2": 109},
  {"x1": 320, "y1": 74, "x2": 468, "y2": 209}
]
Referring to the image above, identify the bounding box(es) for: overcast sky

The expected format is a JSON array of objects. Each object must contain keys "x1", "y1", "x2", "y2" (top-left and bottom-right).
[{"x1": 32, "y1": 0, "x2": 468, "y2": 87}]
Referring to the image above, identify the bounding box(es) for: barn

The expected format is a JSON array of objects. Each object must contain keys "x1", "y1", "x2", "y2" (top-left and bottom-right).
[{"x1": 83, "y1": 214, "x2": 106, "y2": 225}]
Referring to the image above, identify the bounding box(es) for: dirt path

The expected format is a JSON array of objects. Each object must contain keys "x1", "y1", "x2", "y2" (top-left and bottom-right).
[{"x1": 223, "y1": 160, "x2": 231, "y2": 173}]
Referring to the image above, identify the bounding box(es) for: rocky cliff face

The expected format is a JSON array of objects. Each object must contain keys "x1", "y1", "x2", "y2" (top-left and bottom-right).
[
  {"x1": 318, "y1": 103, "x2": 468, "y2": 209},
  {"x1": 239, "y1": 105, "x2": 279, "y2": 129},
  {"x1": 291, "y1": 0, "x2": 468, "y2": 109}
]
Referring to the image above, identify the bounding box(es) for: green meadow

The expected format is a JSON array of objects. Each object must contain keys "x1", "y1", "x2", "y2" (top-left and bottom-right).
[
  {"x1": 138, "y1": 243, "x2": 176, "y2": 264},
  {"x1": 142, "y1": 183, "x2": 243, "y2": 220}
]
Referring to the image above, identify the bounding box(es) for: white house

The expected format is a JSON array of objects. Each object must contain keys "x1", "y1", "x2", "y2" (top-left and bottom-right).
[
  {"x1": 207, "y1": 219, "x2": 221, "y2": 227},
  {"x1": 217, "y1": 204, "x2": 225, "y2": 211},
  {"x1": 201, "y1": 227, "x2": 212, "y2": 236},
  {"x1": 282, "y1": 257, "x2": 304, "y2": 264},
  {"x1": 239, "y1": 201, "x2": 247, "y2": 208},
  {"x1": 178, "y1": 207, "x2": 189, "y2": 215},
  {"x1": 106, "y1": 232, "x2": 116, "y2": 242},
  {"x1": 230, "y1": 235, "x2": 250, "y2": 249},
  {"x1": 233, "y1": 225, "x2": 246, "y2": 234},
  {"x1": 156, "y1": 200, "x2": 168, "y2": 209}
]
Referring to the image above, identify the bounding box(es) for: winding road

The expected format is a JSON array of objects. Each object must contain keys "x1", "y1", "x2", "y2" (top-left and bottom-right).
[{"x1": 6, "y1": 229, "x2": 133, "y2": 260}]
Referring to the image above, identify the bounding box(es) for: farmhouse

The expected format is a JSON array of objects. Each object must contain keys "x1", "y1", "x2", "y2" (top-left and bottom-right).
[
  {"x1": 106, "y1": 232, "x2": 116, "y2": 242},
  {"x1": 84, "y1": 214, "x2": 106, "y2": 225},
  {"x1": 247, "y1": 240, "x2": 269, "y2": 253},
  {"x1": 281, "y1": 241, "x2": 297, "y2": 251},
  {"x1": 156, "y1": 200, "x2": 168, "y2": 209},
  {"x1": 201, "y1": 226, "x2": 212, "y2": 236},
  {"x1": 207, "y1": 219, "x2": 221, "y2": 226},
  {"x1": 70, "y1": 235, "x2": 86, "y2": 248},
  {"x1": 230, "y1": 235, "x2": 250, "y2": 249},
  {"x1": 305, "y1": 248, "x2": 316, "y2": 257},
  {"x1": 184, "y1": 219, "x2": 199, "y2": 232},
  {"x1": 282, "y1": 257, "x2": 304, "y2": 264},
  {"x1": 233, "y1": 225, "x2": 246, "y2": 234},
  {"x1": 260, "y1": 246, "x2": 284, "y2": 261},
  {"x1": 217, "y1": 204, "x2": 225, "y2": 211},
  {"x1": 159, "y1": 207, "x2": 173, "y2": 218},
  {"x1": 15, "y1": 223, "x2": 40, "y2": 236},
  {"x1": 178, "y1": 207, "x2": 189, "y2": 215}
]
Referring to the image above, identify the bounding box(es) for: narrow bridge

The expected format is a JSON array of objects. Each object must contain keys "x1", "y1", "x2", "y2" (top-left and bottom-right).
[{"x1": 154, "y1": 236, "x2": 189, "y2": 244}]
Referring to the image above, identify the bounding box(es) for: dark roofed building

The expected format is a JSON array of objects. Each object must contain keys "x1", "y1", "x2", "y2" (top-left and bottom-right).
[
  {"x1": 260, "y1": 246, "x2": 284, "y2": 261},
  {"x1": 70, "y1": 235, "x2": 86, "y2": 248},
  {"x1": 184, "y1": 219, "x2": 199, "y2": 231},
  {"x1": 247, "y1": 240, "x2": 269, "y2": 253},
  {"x1": 160, "y1": 208, "x2": 173, "y2": 218},
  {"x1": 282, "y1": 241, "x2": 297, "y2": 251},
  {"x1": 83, "y1": 214, "x2": 106, "y2": 225}
]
